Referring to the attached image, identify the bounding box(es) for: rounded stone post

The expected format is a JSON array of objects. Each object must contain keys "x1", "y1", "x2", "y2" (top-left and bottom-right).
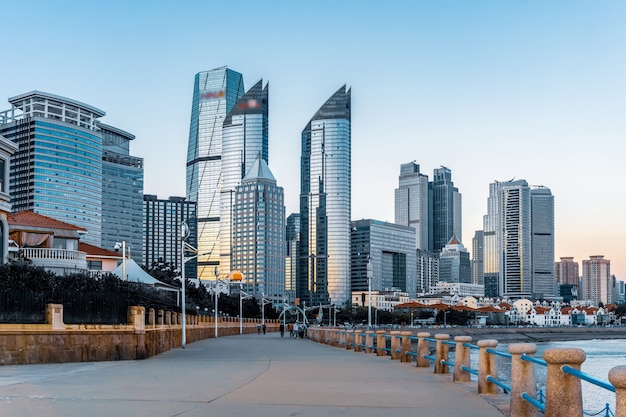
[
  {"x1": 376, "y1": 330, "x2": 387, "y2": 357},
  {"x1": 339, "y1": 330, "x2": 346, "y2": 348},
  {"x1": 400, "y1": 331, "x2": 412, "y2": 363},
  {"x1": 355, "y1": 331, "x2": 363, "y2": 352},
  {"x1": 416, "y1": 332, "x2": 431, "y2": 367},
  {"x1": 509, "y1": 343, "x2": 538, "y2": 417},
  {"x1": 453, "y1": 335, "x2": 472, "y2": 382},
  {"x1": 434, "y1": 334, "x2": 450, "y2": 373},
  {"x1": 609, "y1": 365, "x2": 626, "y2": 417},
  {"x1": 365, "y1": 331, "x2": 375, "y2": 354},
  {"x1": 478, "y1": 339, "x2": 499, "y2": 395},
  {"x1": 390, "y1": 331, "x2": 401, "y2": 360},
  {"x1": 346, "y1": 330, "x2": 354, "y2": 350},
  {"x1": 543, "y1": 347, "x2": 586, "y2": 417}
]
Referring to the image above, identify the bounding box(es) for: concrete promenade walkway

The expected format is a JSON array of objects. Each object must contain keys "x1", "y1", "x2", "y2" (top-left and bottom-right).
[{"x1": 0, "y1": 333, "x2": 505, "y2": 417}]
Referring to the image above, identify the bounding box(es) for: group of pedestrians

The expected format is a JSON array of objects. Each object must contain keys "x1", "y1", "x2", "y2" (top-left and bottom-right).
[{"x1": 279, "y1": 322, "x2": 307, "y2": 339}]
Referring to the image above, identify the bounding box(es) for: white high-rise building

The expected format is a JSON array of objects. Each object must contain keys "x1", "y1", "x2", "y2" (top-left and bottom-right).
[{"x1": 582, "y1": 255, "x2": 611, "y2": 305}]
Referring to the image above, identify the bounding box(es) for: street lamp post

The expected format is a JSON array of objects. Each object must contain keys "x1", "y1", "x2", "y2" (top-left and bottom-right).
[
  {"x1": 114, "y1": 241, "x2": 128, "y2": 281},
  {"x1": 367, "y1": 256, "x2": 372, "y2": 328}
]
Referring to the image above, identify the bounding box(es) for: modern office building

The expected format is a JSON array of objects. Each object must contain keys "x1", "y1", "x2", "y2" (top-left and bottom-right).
[
  {"x1": 471, "y1": 230, "x2": 484, "y2": 285},
  {"x1": 530, "y1": 186, "x2": 555, "y2": 298},
  {"x1": 298, "y1": 86, "x2": 351, "y2": 307},
  {"x1": 416, "y1": 249, "x2": 439, "y2": 294},
  {"x1": 285, "y1": 213, "x2": 300, "y2": 304},
  {"x1": 350, "y1": 219, "x2": 417, "y2": 297},
  {"x1": 100, "y1": 123, "x2": 144, "y2": 265},
  {"x1": 220, "y1": 80, "x2": 269, "y2": 275},
  {"x1": 186, "y1": 67, "x2": 245, "y2": 280},
  {"x1": 0, "y1": 133, "x2": 18, "y2": 262},
  {"x1": 394, "y1": 162, "x2": 429, "y2": 250},
  {"x1": 430, "y1": 166, "x2": 462, "y2": 252},
  {"x1": 143, "y1": 195, "x2": 197, "y2": 280},
  {"x1": 582, "y1": 255, "x2": 611, "y2": 305},
  {"x1": 231, "y1": 156, "x2": 285, "y2": 304},
  {"x1": 0, "y1": 91, "x2": 105, "y2": 246},
  {"x1": 555, "y1": 257, "x2": 579, "y2": 286},
  {"x1": 438, "y1": 235, "x2": 471, "y2": 284}
]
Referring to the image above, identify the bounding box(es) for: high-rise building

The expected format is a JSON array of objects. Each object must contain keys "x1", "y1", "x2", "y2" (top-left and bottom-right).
[
  {"x1": 350, "y1": 219, "x2": 417, "y2": 297},
  {"x1": 100, "y1": 123, "x2": 144, "y2": 265},
  {"x1": 298, "y1": 86, "x2": 351, "y2": 307},
  {"x1": 416, "y1": 249, "x2": 439, "y2": 294},
  {"x1": 438, "y1": 235, "x2": 471, "y2": 284},
  {"x1": 220, "y1": 80, "x2": 268, "y2": 274},
  {"x1": 582, "y1": 255, "x2": 611, "y2": 305},
  {"x1": 143, "y1": 195, "x2": 197, "y2": 280},
  {"x1": 285, "y1": 213, "x2": 300, "y2": 304},
  {"x1": 471, "y1": 230, "x2": 484, "y2": 285},
  {"x1": 394, "y1": 162, "x2": 429, "y2": 250},
  {"x1": 186, "y1": 67, "x2": 245, "y2": 280},
  {"x1": 232, "y1": 156, "x2": 285, "y2": 304},
  {"x1": 0, "y1": 133, "x2": 18, "y2": 262},
  {"x1": 555, "y1": 257, "x2": 580, "y2": 286},
  {"x1": 0, "y1": 91, "x2": 105, "y2": 246},
  {"x1": 430, "y1": 166, "x2": 462, "y2": 252},
  {"x1": 530, "y1": 187, "x2": 555, "y2": 298}
]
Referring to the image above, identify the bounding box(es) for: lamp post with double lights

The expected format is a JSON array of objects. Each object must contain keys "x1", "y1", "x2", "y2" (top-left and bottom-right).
[
  {"x1": 261, "y1": 294, "x2": 272, "y2": 326},
  {"x1": 113, "y1": 241, "x2": 128, "y2": 281},
  {"x1": 367, "y1": 256, "x2": 373, "y2": 328}
]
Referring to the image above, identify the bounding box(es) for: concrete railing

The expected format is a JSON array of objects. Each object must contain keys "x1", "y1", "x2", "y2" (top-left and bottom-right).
[
  {"x1": 0, "y1": 304, "x2": 279, "y2": 365},
  {"x1": 307, "y1": 327, "x2": 626, "y2": 417}
]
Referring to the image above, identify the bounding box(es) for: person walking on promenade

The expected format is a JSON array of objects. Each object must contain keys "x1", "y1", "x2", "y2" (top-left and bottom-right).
[
  {"x1": 279, "y1": 323, "x2": 285, "y2": 337},
  {"x1": 293, "y1": 322, "x2": 299, "y2": 339},
  {"x1": 262, "y1": 323, "x2": 267, "y2": 335},
  {"x1": 257, "y1": 323, "x2": 261, "y2": 334},
  {"x1": 287, "y1": 322, "x2": 293, "y2": 338}
]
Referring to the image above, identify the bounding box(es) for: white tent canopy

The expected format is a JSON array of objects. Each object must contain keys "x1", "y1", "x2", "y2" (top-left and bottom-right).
[{"x1": 111, "y1": 258, "x2": 178, "y2": 292}]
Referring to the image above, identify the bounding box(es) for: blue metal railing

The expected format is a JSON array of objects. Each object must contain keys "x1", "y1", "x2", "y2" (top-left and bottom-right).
[
  {"x1": 522, "y1": 392, "x2": 546, "y2": 413},
  {"x1": 562, "y1": 366, "x2": 616, "y2": 393}
]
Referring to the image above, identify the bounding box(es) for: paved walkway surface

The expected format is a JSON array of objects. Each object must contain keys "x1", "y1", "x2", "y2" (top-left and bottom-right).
[{"x1": 0, "y1": 333, "x2": 505, "y2": 417}]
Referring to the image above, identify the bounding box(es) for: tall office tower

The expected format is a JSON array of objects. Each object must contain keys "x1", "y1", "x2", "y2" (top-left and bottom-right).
[
  {"x1": 471, "y1": 230, "x2": 484, "y2": 285},
  {"x1": 298, "y1": 86, "x2": 351, "y2": 307},
  {"x1": 416, "y1": 249, "x2": 439, "y2": 294},
  {"x1": 582, "y1": 255, "x2": 611, "y2": 305},
  {"x1": 285, "y1": 213, "x2": 300, "y2": 304},
  {"x1": 100, "y1": 123, "x2": 144, "y2": 265},
  {"x1": 232, "y1": 156, "x2": 285, "y2": 304},
  {"x1": 350, "y1": 219, "x2": 417, "y2": 297},
  {"x1": 220, "y1": 80, "x2": 269, "y2": 275},
  {"x1": 555, "y1": 257, "x2": 579, "y2": 285},
  {"x1": 186, "y1": 67, "x2": 245, "y2": 280},
  {"x1": 0, "y1": 91, "x2": 104, "y2": 246},
  {"x1": 143, "y1": 195, "x2": 197, "y2": 279},
  {"x1": 430, "y1": 166, "x2": 462, "y2": 252},
  {"x1": 395, "y1": 162, "x2": 429, "y2": 250},
  {"x1": 483, "y1": 180, "x2": 532, "y2": 298},
  {"x1": 530, "y1": 186, "x2": 555, "y2": 298},
  {"x1": 439, "y1": 235, "x2": 471, "y2": 284}
]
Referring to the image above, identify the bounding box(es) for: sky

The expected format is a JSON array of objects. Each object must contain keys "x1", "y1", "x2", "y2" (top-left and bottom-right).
[{"x1": 1, "y1": 1, "x2": 625, "y2": 280}]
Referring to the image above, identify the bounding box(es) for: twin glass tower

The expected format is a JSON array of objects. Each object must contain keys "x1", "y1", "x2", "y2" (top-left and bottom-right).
[{"x1": 186, "y1": 66, "x2": 352, "y2": 306}]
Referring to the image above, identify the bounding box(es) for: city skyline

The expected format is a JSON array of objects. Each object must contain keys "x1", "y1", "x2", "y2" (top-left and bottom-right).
[{"x1": 1, "y1": 1, "x2": 624, "y2": 279}]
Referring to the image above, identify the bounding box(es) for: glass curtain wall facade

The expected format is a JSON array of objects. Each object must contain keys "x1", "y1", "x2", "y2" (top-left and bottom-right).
[
  {"x1": 143, "y1": 195, "x2": 197, "y2": 279},
  {"x1": 298, "y1": 86, "x2": 351, "y2": 307},
  {"x1": 0, "y1": 91, "x2": 104, "y2": 246},
  {"x1": 220, "y1": 80, "x2": 268, "y2": 275},
  {"x1": 430, "y1": 166, "x2": 461, "y2": 252},
  {"x1": 100, "y1": 123, "x2": 144, "y2": 265},
  {"x1": 285, "y1": 213, "x2": 300, "y2": 303},
  {"x1": 530, "y1": 186, "x2": 555, "y2": 298},
  {"x1": 472, "y1": 230, "x2": 484, "y2": 285},
  {"x1": 186, "y1": 67, "x2": 244, "y2": 280},
  {"x1": 394, "y1": 162, "x2": 429, "y2": 250},
  {"x1": 350, "y1": 219, "x2": 416, "y2": 297},
  {"x1": 232, "y1": 157, "x2": 285, "y2": 304}
]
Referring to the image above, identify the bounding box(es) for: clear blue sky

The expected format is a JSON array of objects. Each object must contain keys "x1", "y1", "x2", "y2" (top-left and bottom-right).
[{"x1": 2, "y1": 1, "x2": 625, "y2": 280}]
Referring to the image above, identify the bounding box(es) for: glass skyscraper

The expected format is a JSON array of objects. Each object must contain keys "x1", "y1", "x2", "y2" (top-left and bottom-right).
[
  {"x1": 394, "y1": 162, "x2": 429, "y2": 250},
  {"x1": 430, "y1": 166, "x2": 461, "y2": 252},
  {"x1": 0, "y1": 91, "x2": 104, "y2": 246},
  {"x1": 298, "y1": 86, "x2": 351, "y2": 307},
  {"x1": 285, "y1": 213, "x2": 300, "y2": 304},
  {"x1": 186, "y1": 67, "x2": 245, "y2": 280},
  {"x1": 530, "y1": 186, "x2": 555, "y2": 298},
  {"x1": 100, "y1": 123, "x2": 144, "y2": 264},
  {"x1": 220, "y1": 80, "x2": 269, "y2": 275}
]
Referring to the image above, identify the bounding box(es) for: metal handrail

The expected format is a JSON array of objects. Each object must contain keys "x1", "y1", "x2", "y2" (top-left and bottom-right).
[
  {"x1": 521, "y1": 354, "x2": 547, "y2": 367},
  {"x1": 562, "y1": 365, "x2": 616, "y2": 393},
  {"x1": 461, "y1": 365, "x2": 479, "y2": 376},
  {"x1": 486, "y1": 375, "x2": 511, "y2": 392},
  {"x1": 522, "y1": 392, "x2": 546, "y2": 412},
  {"x1": 486, "y1": 347, "x2": 512, "y2": 359}
]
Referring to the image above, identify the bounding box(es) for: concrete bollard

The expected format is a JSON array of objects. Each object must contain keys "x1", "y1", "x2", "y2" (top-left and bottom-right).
[
  {"x1": 453, "y1": 336, "x2": 472, "y2": 383},
  {"x1": 434, "y1": 334, "x2": 450, "y2": 373},
  {"x1": 400, "y1": 331, "x2": 412, "y2": 363},
  {"x1": 390, "y1": 331, "x2": 401, "y2": 360},
  {"x1": 355, "y1": 331, "x2": 363, "y2": 352},
  {"x1": 477, "y1": 339, "x2": 499, "y2": 395},
  {"x1": 609, "y1": 365, "x2": 626, "y2": 417},
  {"x1": 365, "y1": 331, "x2": 375, "y2": 354},
  {"x1": 543, "y1": 347, "x2": 586, "y2": 417},
  {"x1": 346, "y1": 330, "x2": 354, "y2": 350},
  {"x1": 376, "y1": 331, "x2": 387, "y2": 357},
  {"x1": 416, "y1": 332, "x2": 431, "y2": 367},
  {"x1": 339, "y1": 330, "x2": 346, "y2": 348},
  {"x1": 509, "y1": 343, "x2": 538, "y2": 417}
]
